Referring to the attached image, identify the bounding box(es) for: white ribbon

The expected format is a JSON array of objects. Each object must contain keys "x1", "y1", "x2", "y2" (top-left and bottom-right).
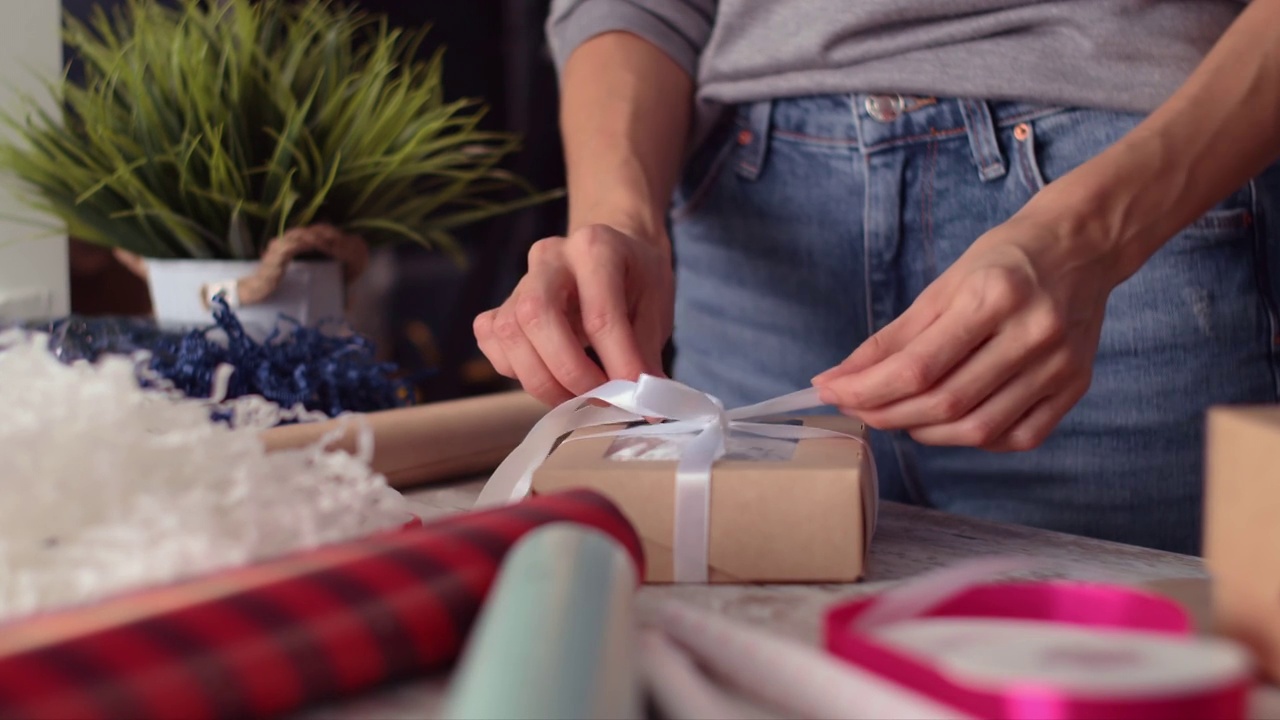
[{"x1": 474, "y1": 374, "x2": 877, "y2": 583}]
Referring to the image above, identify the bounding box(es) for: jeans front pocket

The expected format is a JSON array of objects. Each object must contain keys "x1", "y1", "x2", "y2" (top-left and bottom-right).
[
  {"x1": 1169, "y1": 205, "x2": 1256, "y2": 252},
  {"x1": 669, "y1": 116, "x2": 741, "y2": 223},
  {"x1": 1010, "y1": 108, "x2": 1255, "y2": 250}
]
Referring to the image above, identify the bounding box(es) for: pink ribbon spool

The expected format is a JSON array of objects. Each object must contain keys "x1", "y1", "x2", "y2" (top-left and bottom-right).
[{"x1": 825, "y1": 582, "x2": 1253, "y2": 720}]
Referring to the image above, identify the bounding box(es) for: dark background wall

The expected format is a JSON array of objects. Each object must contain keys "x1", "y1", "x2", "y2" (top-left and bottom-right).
[
  {"x1": 63, "y1": 0, "x2": 568, "y2": 402},
  {"x1": 356, "y1": 0, "x2": 567, "y2": 401}
]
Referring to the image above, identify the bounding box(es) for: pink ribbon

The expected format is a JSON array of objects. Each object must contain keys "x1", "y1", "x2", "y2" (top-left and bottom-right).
[{"x1": 824, "y1": 563, "x2": 1253, "y2": 720}]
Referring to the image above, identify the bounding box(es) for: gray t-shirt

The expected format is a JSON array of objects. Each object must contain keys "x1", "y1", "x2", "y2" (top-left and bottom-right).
[{"x1": 546, "y1": 0, "x2": 1245, "y2": 142}]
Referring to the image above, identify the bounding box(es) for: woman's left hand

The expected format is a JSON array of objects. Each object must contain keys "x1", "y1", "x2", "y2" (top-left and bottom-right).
[
  {"x1": 812, "y1": 209, "x2": 1122, "y2": 452},
  {"x1": 811, "y1": 0, "x2": 1280, "y2": 452}
]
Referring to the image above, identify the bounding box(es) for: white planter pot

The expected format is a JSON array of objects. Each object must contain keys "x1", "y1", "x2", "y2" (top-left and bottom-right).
[{"x1": 145, "y1": 258, "x2": 345, "y2": 339}]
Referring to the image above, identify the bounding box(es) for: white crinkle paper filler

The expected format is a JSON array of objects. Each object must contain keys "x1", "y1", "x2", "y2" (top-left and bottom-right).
[{"x1": 0, "y1": 330, "x2": 413, "y2": 623}]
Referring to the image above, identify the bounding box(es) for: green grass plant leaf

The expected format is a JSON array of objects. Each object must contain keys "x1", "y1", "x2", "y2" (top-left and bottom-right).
[{"x1": 0, "y1": 0, "x2": 560, "y2": 260}]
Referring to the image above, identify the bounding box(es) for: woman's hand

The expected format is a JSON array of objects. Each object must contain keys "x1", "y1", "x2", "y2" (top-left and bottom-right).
[
  {"x1": 816, "y1": 0, "x2": 1280, "y2": 451},
  {"x1": 478, "y1": 31, "x2": 692, "y2": 405},
  {"x1": 475, "y1": 224, "x2": 674, "y2": 406},
  {"x1": 812, "y1": 209, "x2": 1120, "y2": 451}
]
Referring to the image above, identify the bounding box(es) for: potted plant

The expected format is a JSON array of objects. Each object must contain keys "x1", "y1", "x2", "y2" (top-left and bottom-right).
[{"x1": 0, "y1": 0, "x2": 559, "y2": 334}]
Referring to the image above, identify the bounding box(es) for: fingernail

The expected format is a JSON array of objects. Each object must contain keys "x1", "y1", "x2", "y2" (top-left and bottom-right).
[{"x1": 817, "y1": 387, "x2": 838, "y2": 406}]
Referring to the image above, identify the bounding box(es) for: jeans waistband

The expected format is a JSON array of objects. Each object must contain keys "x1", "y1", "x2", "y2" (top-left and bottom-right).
[{"x1": 731, "y1": 94, "x2": 1068, "y2": 182}]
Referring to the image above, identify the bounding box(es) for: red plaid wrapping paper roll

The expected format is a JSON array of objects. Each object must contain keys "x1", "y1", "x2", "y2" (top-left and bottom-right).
[{"x1": 0, "y1": 489, "x2": 643, "y2": 720}]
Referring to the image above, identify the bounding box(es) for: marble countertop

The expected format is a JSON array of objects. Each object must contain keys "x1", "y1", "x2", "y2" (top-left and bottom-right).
[{"x1": 304, "y1": 478, "x2": 1279, "y2": 719}]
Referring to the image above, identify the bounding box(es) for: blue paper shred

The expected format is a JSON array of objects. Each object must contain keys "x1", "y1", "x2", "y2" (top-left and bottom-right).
[{"x1": 30, "y1": 296, "x2": 421, "y2": 419}]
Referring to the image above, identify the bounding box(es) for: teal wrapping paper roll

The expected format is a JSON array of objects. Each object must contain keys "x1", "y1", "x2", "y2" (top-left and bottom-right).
[{"x1": 441, "y1": 522, "x2": 642, "y2": 720}]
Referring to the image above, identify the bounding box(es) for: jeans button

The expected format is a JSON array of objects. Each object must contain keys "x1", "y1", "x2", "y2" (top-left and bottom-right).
[{"x1": 865, "y1": 94, "x2": 903, "y2": 122}]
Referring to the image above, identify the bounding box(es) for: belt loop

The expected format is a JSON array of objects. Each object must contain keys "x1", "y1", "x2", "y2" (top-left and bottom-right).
[
  {"x1": 959, "y1": 99, "x2": 1007, "y2": 182},
  {"x1": 734, "y1": 99, "x2": 772, "y2": 182}
]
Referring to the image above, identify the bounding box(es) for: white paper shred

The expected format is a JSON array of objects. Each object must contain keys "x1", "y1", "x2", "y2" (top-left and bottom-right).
[{"x1": 0, "y1": 330, "x2": 412, "y2": 623}]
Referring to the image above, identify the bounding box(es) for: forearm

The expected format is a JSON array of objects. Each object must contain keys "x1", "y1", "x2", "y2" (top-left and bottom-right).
[
  {"x1": 1029, "y1": 0, "x2": 1280, "y2": 280},
  {"x1": 560, "y1": 31, "x2": 694, "y2": 251}
]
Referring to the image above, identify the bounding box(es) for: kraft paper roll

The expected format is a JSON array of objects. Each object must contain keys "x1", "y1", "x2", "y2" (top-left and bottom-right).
[
  {"x1": 441, "y1": 523, "x2": 643, "y2": 720},
  {"x1": 261, "y1": 389, "x2": 548, "y2": 488}
]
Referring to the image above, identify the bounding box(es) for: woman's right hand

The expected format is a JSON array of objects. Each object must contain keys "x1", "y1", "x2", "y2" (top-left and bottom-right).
[
  {"x1": 474, "y1": 223, "x2": 674, "y2": 406},
  {"x1": 481, "y1": 28, "x2": 693, "y2": 405}
]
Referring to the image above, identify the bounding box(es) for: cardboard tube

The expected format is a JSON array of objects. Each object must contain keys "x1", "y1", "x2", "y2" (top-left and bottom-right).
[
  {"x1": 260, "y1": 390, "x2": 548, "y2": 488},
  {"x1": 441, "y1": 523, "x2": 642, "y2": 720}
]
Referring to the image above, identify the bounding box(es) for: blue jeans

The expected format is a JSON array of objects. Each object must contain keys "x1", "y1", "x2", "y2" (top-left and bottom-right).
[{"x1": 668, "y1": 94, "x2": 1280, "y2": 555}]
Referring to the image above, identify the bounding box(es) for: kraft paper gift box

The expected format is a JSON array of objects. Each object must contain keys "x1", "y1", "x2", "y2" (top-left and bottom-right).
[
  {"x1": 530, "y1": 414, "x2": 876, "y2": 584},
  {"x1": 1204, "y1": 406, "x2": 1280, "y2": 682}
]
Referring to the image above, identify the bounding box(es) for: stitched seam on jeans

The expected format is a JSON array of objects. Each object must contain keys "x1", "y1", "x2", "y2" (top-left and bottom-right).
[
  {"x1": 1191, "y1": 210, "x2": 1252, "y2": 232},
  {"x1": 1017, "y1": 124, "x2": 1045, "y2": 194},
  {"x1": 736, "y1": 161, "x2": 759, "y2": 177},
  {"x1": 994, "y1": 107, "x2": 1068, "y2": 128},
  {"x1": 864, "y1": 127, "x2": 966, "y2": 153},
  {"x1": 924, "y1": 139, "x2": 938, "y2": 280},
  {"x1": 669, "y1": 124, "x2": 739, "y2": 222},
  {"x1": 771, "y1": 129, "x2": 858, "y2": 147},
  {"x1": 960, "y1": 101, "x2": 995, "y2": 175},
  {"x1": 860, "y1": 108, "x2": 1065, "y2": 154}
]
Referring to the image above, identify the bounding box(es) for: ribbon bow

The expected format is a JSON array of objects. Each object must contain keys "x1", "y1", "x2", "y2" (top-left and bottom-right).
[{"x1": 475, "y1": 374, "x2": 876, "y2": 583}]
